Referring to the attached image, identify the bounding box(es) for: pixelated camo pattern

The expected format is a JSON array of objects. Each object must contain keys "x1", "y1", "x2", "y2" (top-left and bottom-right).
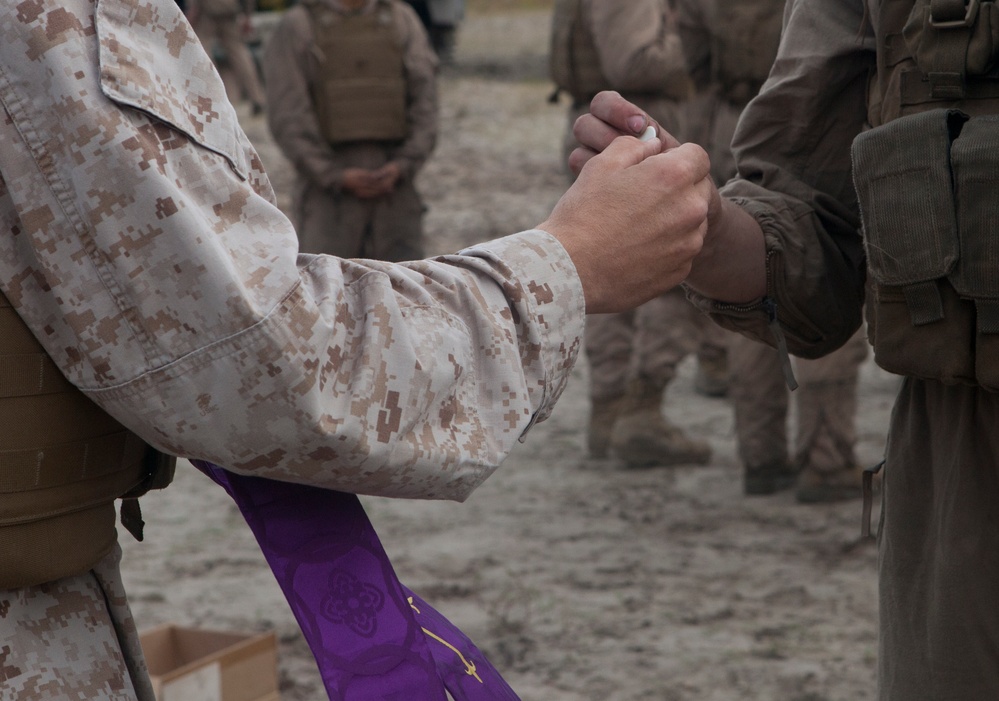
[
  {"x1": 0, "y1": 0, "x2": 585, "y2": 500},
  {"x1": 0, "y1": 545, "x2": 155, "y2": 701}
]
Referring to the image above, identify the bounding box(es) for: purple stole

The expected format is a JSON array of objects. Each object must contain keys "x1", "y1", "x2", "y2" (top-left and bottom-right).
[{"x1": 192, "y1": 461, "x2": 521, "y2": 701}]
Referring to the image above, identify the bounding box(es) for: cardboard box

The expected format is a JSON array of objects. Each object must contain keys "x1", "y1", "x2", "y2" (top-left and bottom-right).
[{"x1": 139, "y1": 624, "x2": 280, "y2": 701}]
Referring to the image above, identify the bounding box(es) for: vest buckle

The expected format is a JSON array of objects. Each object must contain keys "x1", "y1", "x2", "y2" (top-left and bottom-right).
[{"x1": 930, "y1": 0, "x2": 980, "y2": 28}]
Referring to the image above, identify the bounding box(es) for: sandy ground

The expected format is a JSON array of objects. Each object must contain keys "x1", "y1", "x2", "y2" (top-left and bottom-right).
[{"x1": 120, "y1": 7, "x2": 900, "y2": 700}]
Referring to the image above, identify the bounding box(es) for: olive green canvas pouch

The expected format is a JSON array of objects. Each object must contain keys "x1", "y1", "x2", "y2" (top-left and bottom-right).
[{"x1": 852, "y1": 108, "x2": 977, "y2": 385}]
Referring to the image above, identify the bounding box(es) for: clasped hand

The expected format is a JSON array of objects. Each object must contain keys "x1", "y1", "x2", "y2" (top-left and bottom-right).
[
  {"x1": 539, "y1": 91, "x2": 719, "y2": 315},
  {"x1": 341, "y1": 162, "x2": 403, "y2": 199}
]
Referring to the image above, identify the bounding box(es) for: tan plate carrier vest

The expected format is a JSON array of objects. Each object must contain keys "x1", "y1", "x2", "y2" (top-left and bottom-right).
[
  {"x1": 0, "y1": 292, "x2": 175, "y2": 589},
  {"x1": 307, "y1": 0, "x2": 408, "y2": 145},
  {"x1": 852, "y1": 0, "x2": 999, "y2": 391},
  {"x1": 549, "y1": 0, "x2": 691, "y2": 105}
]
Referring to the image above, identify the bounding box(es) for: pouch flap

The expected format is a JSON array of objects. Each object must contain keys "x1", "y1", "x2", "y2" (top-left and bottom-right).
[
  {"x1": 852, "y1": 108, "x2": 964, "y2": 286},
  {"x1": 95, "y1": 0, "x2": 250, "y2": 179}
]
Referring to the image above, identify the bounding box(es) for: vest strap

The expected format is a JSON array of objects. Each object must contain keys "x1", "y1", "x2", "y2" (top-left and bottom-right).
[
  {"x1": 903, "y1": 281, "x2": 946, "y2": 326},
  {"x1": 977, "y1": 299, "x2": 999, "y2": 333},
  {"x1": 0, "y1": 432, "x2": 147, "y2": 493},
  {"x1": 0, "y1": 353, "x2": 74, "y2": 398}
]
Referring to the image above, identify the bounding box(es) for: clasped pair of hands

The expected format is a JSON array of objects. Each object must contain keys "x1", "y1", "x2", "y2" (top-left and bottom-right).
[
  {"x1": 539, "y1": 91, "x2": 764, "y2": 317},
  {"x1": 341, "y1": 162, "x2": 403, "y2": 199}
]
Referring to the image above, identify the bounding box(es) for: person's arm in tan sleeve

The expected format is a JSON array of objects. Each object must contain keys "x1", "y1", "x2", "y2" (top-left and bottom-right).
[
  {"x1": 587, "y1": 0, "x2": 690, "y2": 95},
  {"x1": 675, "y1": 0, "x2": 713, "y2": 86},
  {"x1": 391, "y1": 2, "x2": 439, "y2": 180}
]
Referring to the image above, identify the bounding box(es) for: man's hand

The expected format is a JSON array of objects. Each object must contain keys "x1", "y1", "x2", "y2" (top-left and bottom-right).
[
  {"x1": 371, "y1": 162, "x2": 402, "y2": 193},
  {"x1": 538, "y1": 133, "x2": 714, "y2": 314},
  {"x1": 341, "y1": 164, "x2": 402, "y2": 199},
  {"x1": 341, "y1": 168, "x2": 386, "y2": 199},
  {"x1": 563, "y1": 90, "x2": 765, "y2": 306},
  {"x1": 568, "y1": 91, "x2": 681, "y2": 176}
]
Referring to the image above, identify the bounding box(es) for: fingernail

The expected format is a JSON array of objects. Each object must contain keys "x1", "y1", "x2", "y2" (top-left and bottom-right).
[{"x1": 627, "y1": 116, "x2": 646, "y2": 133}]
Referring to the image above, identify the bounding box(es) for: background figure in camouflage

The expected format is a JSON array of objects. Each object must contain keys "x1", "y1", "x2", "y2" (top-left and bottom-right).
[
  {"x1": 550, "y1": 0, "x2": 730, "y2": 468},
  {"x1": 676, "y1": 0, "x2": 868, "y2": 502},
  {"x1": 403, "y1": 0, "x2": 464, "y2": 64},
  {"x1": 186, "y1": 0, "x2": 267, "y2": 115},
  {"x1": 264, "y1": 0, "x2": 438, "y2": 262}
]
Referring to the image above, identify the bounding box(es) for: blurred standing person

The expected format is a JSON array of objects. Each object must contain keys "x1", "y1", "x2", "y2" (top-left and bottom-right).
[
  {"x1": 264, "y1": 0, "x2": 437, "y2": 261},
  {"x1": 403, "y1": 0, "x2": 464, "y2": 64},
  {"x1": 550, "y1": 0, "x2": 730, "y2": 468},
  {"x1": 186, "y1": 0, "x2": 267, "y2": 115},
  {"x1": 676, "y1": 0, "x2": 869, "y2": 502}
]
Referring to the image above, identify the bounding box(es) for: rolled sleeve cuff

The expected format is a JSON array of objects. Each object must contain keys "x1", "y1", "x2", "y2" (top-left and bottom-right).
[{"x1": 456, "y1": 229, "x2": 586, "y2": 435}]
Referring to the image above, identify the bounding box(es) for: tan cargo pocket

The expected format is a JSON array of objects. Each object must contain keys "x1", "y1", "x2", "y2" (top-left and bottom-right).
[{"x1": 95, "y1": 0, "x2": 251, "y2": 179}]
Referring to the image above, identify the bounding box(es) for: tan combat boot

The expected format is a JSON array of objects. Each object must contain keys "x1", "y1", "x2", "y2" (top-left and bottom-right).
[
  {"x1": 795, "y1": 464, "x2": 866, "y2": 503},
  {"x1": 587, "y1": 395, "x2": 625, "y2": 459},
  {"x1": 609, "y1": 379, "x2": 712, "y2": 468},
  {"x1": 694, "y1": 347, "x2": 730, "y2": 398},
  {"x1": 744, "y1": 459, "x2": 797, "y2": 495}
]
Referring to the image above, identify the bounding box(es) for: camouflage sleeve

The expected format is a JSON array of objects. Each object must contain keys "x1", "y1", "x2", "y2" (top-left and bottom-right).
[
  {"x1": 392, "y1": 0, "x2": 439, "y2": 178},
  {"x1": 684, "y1": 0, "x2": 871, "y2": 359},
  {"x1": 0, "y1": 0, "x2": 585, "y2": 501}
]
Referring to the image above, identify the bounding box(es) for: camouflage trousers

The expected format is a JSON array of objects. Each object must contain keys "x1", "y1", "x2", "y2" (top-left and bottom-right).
[
  {"x1": 586, "y1": 287, "x2": 729, "y2": 401},
  {"x1": 0, "y1": 543, "x2": 154, "y2": 701},
  {"x1": 879, "y1": 379, "x2": 999, "y2": 700},
  {"x1": 728, "y1": 325, "x2": 868, "y2": 474}
]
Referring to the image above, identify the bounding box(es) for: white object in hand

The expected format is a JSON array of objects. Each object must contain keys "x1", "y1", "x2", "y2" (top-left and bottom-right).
[{"x1": 638, "y1": 125, "x2": 658, "y2": 142}]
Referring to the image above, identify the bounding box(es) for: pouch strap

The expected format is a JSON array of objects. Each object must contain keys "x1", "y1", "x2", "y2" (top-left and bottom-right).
[
  {"x1": 902, "y1": 280, "x2": 946, "y2": 326},
  {"x1": 927, "y1": 0, "x2": 979, "y2": 97},
  {"x1": 977, "y1": 299, "x2": 999, "y2": 334}
]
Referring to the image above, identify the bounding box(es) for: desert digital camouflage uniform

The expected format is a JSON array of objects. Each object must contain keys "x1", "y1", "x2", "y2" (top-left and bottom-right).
[
  {"x1": 0, "y1": 0, "x2": 584, "y2": 697},
  {"x1": 676, "y1": 0, "x2": 870, "y2": 502},
  {"x1": 683, "y1": 0, "x2": 999, "y2": 694},
  {"x1": 550, "y1": 0, "x2": 729, "y2": 467},
  {"x1": 263, "y1": 0, "x2": 437, "y2": 261},
  {"x1": 187, "y1": 0, "x2": 267, "y2": 112}
]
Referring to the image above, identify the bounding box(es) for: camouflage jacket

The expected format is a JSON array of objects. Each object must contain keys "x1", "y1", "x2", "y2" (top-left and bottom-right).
[{"x1": 0, "y1": 0, "x2": 584, "y2": 501}]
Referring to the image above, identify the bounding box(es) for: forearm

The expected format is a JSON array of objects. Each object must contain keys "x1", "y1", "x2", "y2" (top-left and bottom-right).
[{"x1": 685, "y1": 197, "x2": 767, "y2": 304}]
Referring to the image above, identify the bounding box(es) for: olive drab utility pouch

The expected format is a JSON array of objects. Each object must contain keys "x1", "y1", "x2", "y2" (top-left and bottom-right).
[{"x1": 852, "y1": 108, "x2": 999, "y2": 391}]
